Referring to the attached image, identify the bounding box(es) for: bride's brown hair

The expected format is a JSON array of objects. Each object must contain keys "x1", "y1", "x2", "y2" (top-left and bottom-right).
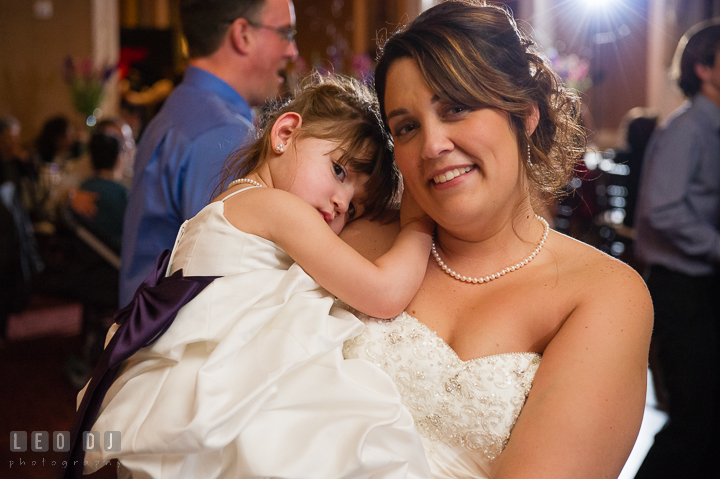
[
  {"x1": 374, "y1": 0, "x2": 586, "y2": 204},
  {"x1": 216, "y1": 73, "x2": 399, "y2": 220}
]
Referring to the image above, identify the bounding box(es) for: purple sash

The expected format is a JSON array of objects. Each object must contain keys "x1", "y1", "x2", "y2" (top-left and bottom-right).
[{"x1": 62, "y1": 249, "x2": 219, "y2": 479}]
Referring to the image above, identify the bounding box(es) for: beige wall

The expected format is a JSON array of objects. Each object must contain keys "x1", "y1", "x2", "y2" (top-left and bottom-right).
[{"x1": 0, "y1": 0, "x2": 93, "y2": 144}]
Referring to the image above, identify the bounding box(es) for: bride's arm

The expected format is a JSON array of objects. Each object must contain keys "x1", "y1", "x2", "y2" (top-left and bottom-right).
[{"x1": 491, "y1": 256, "x2": 653, "y2": 479}]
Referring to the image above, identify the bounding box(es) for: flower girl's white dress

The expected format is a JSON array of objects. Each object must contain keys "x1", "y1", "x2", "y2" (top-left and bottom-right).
[{"x1": 82, "y1": 187, "x2": 431, "y2": 479}]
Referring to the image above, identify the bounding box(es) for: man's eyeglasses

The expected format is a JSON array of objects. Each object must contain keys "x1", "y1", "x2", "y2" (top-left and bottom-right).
[{"x1": 247, "y1": 21, "x2": 297, "y2": 43}]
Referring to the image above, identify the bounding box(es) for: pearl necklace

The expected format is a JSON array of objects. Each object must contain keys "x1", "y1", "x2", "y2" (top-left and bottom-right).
[
  {"x1": 227, "y1": 178, "x2": 263, "y2": 189},
  {"x1": 432, "y1": 214, "x2": 549, "y2": 284}
]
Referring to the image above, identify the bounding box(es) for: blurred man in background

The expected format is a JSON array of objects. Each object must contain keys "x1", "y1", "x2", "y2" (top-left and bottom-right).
[
  {"x1": 120, "y1": 0, "x2": 298, "y2": 306},
  {"x1": 634, "y1": 21, "x2": 720, "y2": 479}
]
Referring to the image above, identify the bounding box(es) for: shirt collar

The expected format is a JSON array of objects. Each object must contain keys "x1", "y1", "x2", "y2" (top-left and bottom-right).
[
  {"x1": 692, "y1": 94, "x2": 720, "y2": 132},
  {"x1": 182, "y1": 66, "x2": 254, "y2": 122}
]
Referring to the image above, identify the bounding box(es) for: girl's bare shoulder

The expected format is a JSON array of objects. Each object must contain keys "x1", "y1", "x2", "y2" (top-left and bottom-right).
[
  {"x1": 218, "y1": 186, "x2": 322, "y2": 238},
  {"x1": 220, "y1": 186, "x2": 311, "y2": 213}
]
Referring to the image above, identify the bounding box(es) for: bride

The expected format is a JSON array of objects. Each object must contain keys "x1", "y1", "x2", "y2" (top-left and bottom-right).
[{"x1": 342, "y1": 1, "x2": 653, "y2": 478}]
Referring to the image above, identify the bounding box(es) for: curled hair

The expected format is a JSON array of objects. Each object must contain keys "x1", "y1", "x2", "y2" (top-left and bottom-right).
[
  {"x1": 181, "y1": 0, "x2": 265, "y2": 58},
  {"x1": 216, "y1": 73, "x2": 400, "y2": 220},
  {"x1": 374, "y1": 0, "x2": 586, "y2": 204}
]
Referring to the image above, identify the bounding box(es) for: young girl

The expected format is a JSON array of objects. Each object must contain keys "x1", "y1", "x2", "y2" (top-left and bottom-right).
[{"x1": 75, "y1": 75, "x2": 433, "y2": 479}]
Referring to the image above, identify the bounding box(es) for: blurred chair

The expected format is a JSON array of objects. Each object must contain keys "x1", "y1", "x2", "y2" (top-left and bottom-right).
[
  {"x1": 57, "y1": 207, "x2": 121, "y2": 388},
  {"x1": 0, "y1": 181, "x2": 43, "y2": 340}
]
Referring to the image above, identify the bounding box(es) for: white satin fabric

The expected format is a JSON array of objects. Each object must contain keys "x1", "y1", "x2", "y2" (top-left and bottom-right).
[
  {"x1": 81, "y1": 187, "x2": 431, "y2": 478},
  {"x1": 343, "y1": 312, "x2": 541, "y2": 478}
]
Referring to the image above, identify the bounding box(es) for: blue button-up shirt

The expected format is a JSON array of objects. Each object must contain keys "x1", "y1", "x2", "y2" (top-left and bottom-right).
[
  {"x1": 635, "y1": 94, "x2": 720, "y2": 276},
  {"x1": 119, "y1": 66, "x2": 253, "y2": 306}
]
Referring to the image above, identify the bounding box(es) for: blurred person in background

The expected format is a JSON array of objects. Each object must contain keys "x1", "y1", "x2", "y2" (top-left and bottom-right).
[
  {"x1": 614, "y1": 108, "x2": 658, "y2": 231},
  {"x1": 634, "y1": 21, "x2": 720, "y2": 479},
  {"x1": 0, "y1": 116, "x2": 43, "y2": 342},
  {"x1": 58, "y1": 117, "x2": 136, "y2": 219},
  {"x1": 34, "y1": 115, "x2": 78, "y2": 165},
  {"x1": 119, "y1": 0, "x2": 299, "y2": 307},
  {"x1": 73, "y1": 132, "x2": 128, "y2": 253},
  {"x1": 32, "y1": 115, "x2": 81, "y2": 223},
  {"x1": 0, "y1": 116, "x2": 33, "y2": 199},
  {"x1": 63, "y1": 132, "x2": 129, "y2": 388}
]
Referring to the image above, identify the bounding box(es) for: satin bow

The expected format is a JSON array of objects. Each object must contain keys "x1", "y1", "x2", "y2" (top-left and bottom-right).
[{"x1": 62, "y1": 249, "x2": 219, "y2": 479}]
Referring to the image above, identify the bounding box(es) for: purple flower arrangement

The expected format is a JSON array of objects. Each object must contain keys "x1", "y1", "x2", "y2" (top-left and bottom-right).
[
  {"x1": 547, "y1": 49, "x2": 592, "y2": 93},
  {"x1": 62, "y1": 56, "x2": 116, "y2": 119}
]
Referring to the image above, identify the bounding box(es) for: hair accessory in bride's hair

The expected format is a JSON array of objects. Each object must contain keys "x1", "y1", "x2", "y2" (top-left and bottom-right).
[{"x1": 432, "y1": 214, "x2": 549, "y2": 284}]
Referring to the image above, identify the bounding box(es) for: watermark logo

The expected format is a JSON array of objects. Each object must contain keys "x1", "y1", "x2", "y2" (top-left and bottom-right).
[
  {"x1": 9, "y1": 431, "x2": 120, "y2": 452},
  {"x1": 8, "y1": 431, "x2": 119, "y2": 471},
  {"x1": 54, "y1": 432, "x2": 70, "y2": 452},
  {"x1": 10, "y1": 431, "x2": 27, "y2": 452}
]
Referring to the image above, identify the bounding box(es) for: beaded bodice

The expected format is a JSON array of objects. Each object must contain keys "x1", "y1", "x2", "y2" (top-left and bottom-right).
[{"x1": 343, "y1": 312, "x2": 541, "y2": 469}]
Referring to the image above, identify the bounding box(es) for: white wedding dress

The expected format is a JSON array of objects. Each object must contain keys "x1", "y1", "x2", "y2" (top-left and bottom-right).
[
  {"x1": 343, "y1": 312, "x2": 541, "y2": 478},
  {"x1": 81, "y1": 187, "x2": 431, "y2": 479}
]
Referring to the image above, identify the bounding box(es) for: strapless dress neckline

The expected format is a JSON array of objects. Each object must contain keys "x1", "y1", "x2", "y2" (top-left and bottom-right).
[
  {"x1": 398, "y1": 311, "x2": 541, "y2": 364},
  {"x1": 343, "y1": 311, "x2": 542, "y2": 479}
]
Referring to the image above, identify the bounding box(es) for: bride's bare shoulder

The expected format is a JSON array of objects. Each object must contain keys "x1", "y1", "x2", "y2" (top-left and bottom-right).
[
  {"x1": 550, "y1": 230, "x2": 650, "y2": 305},
  {"x1": 340, "y1": 216, "x2": 401, "y2": 261}
]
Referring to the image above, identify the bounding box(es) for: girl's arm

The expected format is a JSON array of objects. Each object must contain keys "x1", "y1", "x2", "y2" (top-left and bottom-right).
[
  {"x1": 490, "y1": 256, "x2": 653, "y2": 479},
  {"x1": 225, "y1": 187, "x2": 433, "y2": 319}
]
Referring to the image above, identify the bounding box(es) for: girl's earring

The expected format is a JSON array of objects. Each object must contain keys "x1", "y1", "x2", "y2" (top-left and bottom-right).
[{"x1": 276, "y1": 143, "x2": 284, "y2": 154}]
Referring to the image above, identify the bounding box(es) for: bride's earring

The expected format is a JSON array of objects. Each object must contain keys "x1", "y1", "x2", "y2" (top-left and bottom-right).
[
  {"x1": 526, "y1": 131, "x2": 533, "y2": 168},
  {"x1": 526, "y1": 143, "x2": 532, "y2": 168},
  {"x1": 276, "y1": 143, "x2": 284, "y2": 154}
]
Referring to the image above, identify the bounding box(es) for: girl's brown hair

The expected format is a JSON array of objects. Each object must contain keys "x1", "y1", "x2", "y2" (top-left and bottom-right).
[
  {"x1": 216, "y1": 73, "x2": 399, "y2": 220},
  {"x1": 374, "y1": 0, "x2": 586, "y2": 204}
]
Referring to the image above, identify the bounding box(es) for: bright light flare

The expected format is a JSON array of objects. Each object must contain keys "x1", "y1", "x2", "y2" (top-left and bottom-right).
[{"x1": 583, "y1": 0, "x2": 620, "y2": 8}]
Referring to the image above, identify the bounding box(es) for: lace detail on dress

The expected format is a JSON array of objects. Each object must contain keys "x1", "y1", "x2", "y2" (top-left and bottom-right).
[{"x1": 343, "y1": 311, "x2": 541, "y2": 462}]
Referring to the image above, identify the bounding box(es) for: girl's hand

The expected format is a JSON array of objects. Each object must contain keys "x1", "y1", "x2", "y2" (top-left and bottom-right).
[{"x1": 400, "y1": 185, "x2": 434, "y2": 236}]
